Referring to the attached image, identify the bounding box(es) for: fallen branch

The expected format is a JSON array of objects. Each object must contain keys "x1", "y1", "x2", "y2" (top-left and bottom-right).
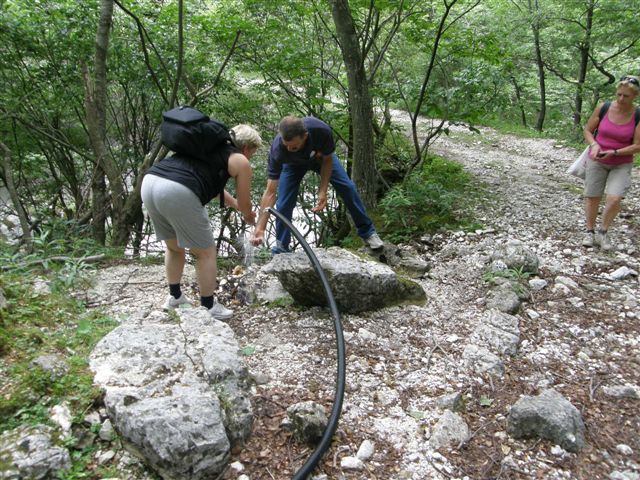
[{"x1": 2, "y1": 254, "x2": 106, "y2": 271}]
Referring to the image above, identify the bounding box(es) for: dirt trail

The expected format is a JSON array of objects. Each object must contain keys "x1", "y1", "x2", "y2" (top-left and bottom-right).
[{"x1": 94, "y1": 123, "x2": 640, "y2": 480}]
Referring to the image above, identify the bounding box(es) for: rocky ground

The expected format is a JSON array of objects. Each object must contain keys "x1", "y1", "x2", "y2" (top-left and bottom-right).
[{"x1": 92, "y1": 122, "x2": 639, "y2": 480}]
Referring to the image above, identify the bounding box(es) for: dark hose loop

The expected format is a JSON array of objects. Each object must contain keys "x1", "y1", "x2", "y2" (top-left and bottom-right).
[{"x1": 266, "y1": 207, "x2": 346, "y2": 480}]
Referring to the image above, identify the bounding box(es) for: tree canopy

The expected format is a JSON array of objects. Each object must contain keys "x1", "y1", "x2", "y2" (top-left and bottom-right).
[{"x1": 1, "y1": 0, "x2": 638, "y2": 252}]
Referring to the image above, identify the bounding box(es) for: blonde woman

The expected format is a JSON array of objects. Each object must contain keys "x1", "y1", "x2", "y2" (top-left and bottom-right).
[
  {"x1": 141, "y1": 124, "x2": 262, "y2": 319},
  {"x1": 582, "y1": 75, "x2": 640, "y2": 250}
]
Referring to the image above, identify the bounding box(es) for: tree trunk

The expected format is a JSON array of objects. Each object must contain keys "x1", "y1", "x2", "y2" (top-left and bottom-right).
[
  {"x1": 573, "y1": 0, "x2": 594, "y2": 130},
  {"x1": 530, "y1": 0, "x2": 546, "y2": 131},
  {"x1": 328, "y1": 0, "x2": 377, "y2": 209},
  {"x1": 91, "y1": 164, "x2": 107, "y2": 244},
  {"x1": 85, "y1": 0, "x2": 129, "y2": 246},
  {"x1": 0, "y1": 141, "x2": 33, "y2": 250}
]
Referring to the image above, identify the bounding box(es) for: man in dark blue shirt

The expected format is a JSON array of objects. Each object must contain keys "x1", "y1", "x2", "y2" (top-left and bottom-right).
[{"x1": 252, "y1": 115, "x2": 384, "y2": 254}]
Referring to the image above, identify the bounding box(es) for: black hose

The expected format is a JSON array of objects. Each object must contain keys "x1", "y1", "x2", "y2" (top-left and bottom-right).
[{"x1": 266, "y1": 207, "x2": 346, "y2": 480}]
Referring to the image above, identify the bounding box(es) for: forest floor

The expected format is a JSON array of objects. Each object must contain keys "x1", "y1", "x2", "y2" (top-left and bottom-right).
[{"x1": 94, "y1": 120, "x2": 640, "y2": 480}]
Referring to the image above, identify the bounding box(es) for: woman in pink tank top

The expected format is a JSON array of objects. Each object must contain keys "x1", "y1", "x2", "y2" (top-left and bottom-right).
[{"x1": 581, "y1": 75, "x2": 640, "y2": 251}]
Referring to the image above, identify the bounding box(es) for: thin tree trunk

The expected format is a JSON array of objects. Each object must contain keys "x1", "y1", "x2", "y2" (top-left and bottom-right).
[
  {"x1": 328, "y1": 0, "x2": 377, "y2": 209},
  {"x1": 511, "y1": 76, "x2": 528, "y2": 128},
  {"x1": 86, "y1": 0, "x2": 128, "y2": 246},
  {"x1": 530, "y1": 0, "x2": 546, "y2": 131},
  {"x1": 0, "y1": 141, "x2": 33, "y2": 250},
  {"x1": 573, "y1": 0, "x2": 594, "y2": 130}
]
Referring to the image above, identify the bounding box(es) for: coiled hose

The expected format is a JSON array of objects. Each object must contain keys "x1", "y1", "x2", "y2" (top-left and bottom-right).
[{"x1": 265, "y1": 207, "x2": 346, "y2": 480}]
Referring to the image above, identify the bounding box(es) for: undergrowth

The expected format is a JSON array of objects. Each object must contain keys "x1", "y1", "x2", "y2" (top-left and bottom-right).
[
  {"x1": 0, "y1": 221, "x2": 119, "y2": 478},
  {"x1": 378, "y1": 155, "x2": 482, "y2": 243}
]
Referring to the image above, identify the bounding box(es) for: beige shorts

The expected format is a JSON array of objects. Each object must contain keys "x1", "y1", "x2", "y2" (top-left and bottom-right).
[{"x1": 584, "y1": 160, "x2": 633, "y2": 197}]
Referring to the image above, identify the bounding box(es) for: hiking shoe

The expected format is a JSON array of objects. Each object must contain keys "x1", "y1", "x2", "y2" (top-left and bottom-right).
[
  {"x1": 163, "y1": 293, "x2": 191, "y2": 311},
  {"x1": 208, "y1": 302, "x2": 233, "y2": 321},
  {"x1": 364, "y1": 233, "x2": 384, "y2": 250},
  {"x1": 581, "y1": 232, "x2": 596, "y2": 248},
  {"x1": 598, "y1": 231, "x2": 613, "y2": 251}
]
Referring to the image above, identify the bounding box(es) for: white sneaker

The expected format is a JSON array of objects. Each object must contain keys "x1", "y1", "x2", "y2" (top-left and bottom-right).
[
  {"x1": 581, "y1": 232, "x2": 595, "y2": 247},
  {"x1": 163, "y1": 293, "x2": 191, "y2": 311},
  {"x1": 208, "y1": 302, "x2": 233, "y2": 321},
  {"x1": 598, "y1": 231, "x2": 613, "y2": 251},
  {"x1": 364, "y1": 233, "x2": 384, "y2": 250}
]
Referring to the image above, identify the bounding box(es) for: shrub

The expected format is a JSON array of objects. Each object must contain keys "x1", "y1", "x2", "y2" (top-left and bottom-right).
[{"x1": 379, "y1": 156, "x2": 477, "y2": 242}]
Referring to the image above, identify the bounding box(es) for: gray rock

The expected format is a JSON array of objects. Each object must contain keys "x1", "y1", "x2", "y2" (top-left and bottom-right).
[
  {"x1": 609, "y1": 471, "x2": 640, "y2": 480},
  {"x1": 472, "y1": 310, "x2": 520, "y2": 356},
  {"x1": 507, "y1": 389, "x2": 586, "y2": 452},
  {"x1": 555, "y1": 276, "x2": 579, "y2": 289},
  {"x1": 462, "y1": 344, "x2": 505, "y2": 377},
  {"x1": 89, "y1": 308, "x2": 253, "y2": 480},
  {"x1": 486, "y1": 284, "x2": 522, "y2": 315},
  {"x1": 0, "y1": 425, "x2": 71, "y2": 479},
  {"x1": 263, "y1": 247, "x2": 426, "y2": 313},
  {"x1": 490, "y1": 241, "x2": 539, "y2": 274},
  {"x1": 602, "y1": 384, "x2": 640, "y2": 400},
  {"x1": 429, "y1": 410, "x2": 470, "y2": 449},
  {"x1": 528, "y1": 279, "x2": 548, "y2": 291},
  {"x1": 434, "y1": 392, "x2": 464, "y2": 412},
  {"x1": 606, "y1": 266, "x2": 638, "y2": 281},
  {"x1": 30, "y1": 354, "x2": 69, "y2": 380},
  {"x1": 0, "y1": 287, "x2": 6, "y2": 309},
  {"x1": 98, "y1": 419, "x2": 115, "y2": 442},
  {"x1": 287, "y1": 401, "x2": 328, "y2": 444},
  {"x1": 236, "y1": 265, "x2": 292, "y2": 305}
]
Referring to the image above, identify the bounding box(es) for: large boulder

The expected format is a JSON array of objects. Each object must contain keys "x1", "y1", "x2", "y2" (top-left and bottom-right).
[
  {"x1": 0, "y1": 425, "x2": 71, "y2": 479},
  {"x1": 507, "y1": 389, "x2": 586, "y2": 452},
  {"x1": 89, "y1": 308, "x2": 253, "y2": 480},
  {"x1": 489, "y1": 240, "x2": 539, "y2": 275},
  {"x1": 262, "y1": 247, "x2": 426, "y2": 313}
]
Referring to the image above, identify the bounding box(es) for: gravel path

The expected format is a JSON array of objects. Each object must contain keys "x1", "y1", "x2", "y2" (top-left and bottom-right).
[{"x1": 95, "y1": 122, "x2": 640, "y2": 480}]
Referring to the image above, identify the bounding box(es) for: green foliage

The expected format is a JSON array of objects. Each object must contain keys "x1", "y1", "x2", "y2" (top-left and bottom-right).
[
  {"x1": 0, "y1": 233, "x2": 118, "y2": 436},
  {"x1": 379, "y1": 156, "x2": 478, "y2": 242},
  {"x1": 482, "y1": 266, "x2": 531, "y2": 284}
]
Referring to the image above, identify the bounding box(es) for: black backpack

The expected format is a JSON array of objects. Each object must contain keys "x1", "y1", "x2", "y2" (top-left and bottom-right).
[{"x1": 160, "y1": 106, "x2": 235, "y2": 207}]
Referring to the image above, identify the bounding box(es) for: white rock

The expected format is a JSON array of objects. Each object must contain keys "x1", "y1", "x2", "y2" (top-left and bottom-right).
[
  {"x1": 526, "y1": 309, "x2": 540, "y2": 320},
  {"x1": 341, "y1": 456, "x2": 365, "y2": 470},
  {"x1": 50, "y1": 403, "x2": 73, "y2": 435},
  {"x1": 230, "y1": 461, "x2": 245, "y2": 472},
  {"x1": 616, "y1": 444, "x2": 634, "y2": 456},
  {"x1": 356, "y1": 439, "x2": 375, "y2": 461},
  {"x1": 529, "y1": 279, "x2": 548, "y2": 291},
  {"x1": 607, "y1": 266, "x2": 638, "y2": 281}
]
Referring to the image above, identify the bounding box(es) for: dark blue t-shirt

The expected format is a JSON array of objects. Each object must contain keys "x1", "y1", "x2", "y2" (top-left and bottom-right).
[{"x1": 267, "y1": 117, "x2": 335, "y2": 180}]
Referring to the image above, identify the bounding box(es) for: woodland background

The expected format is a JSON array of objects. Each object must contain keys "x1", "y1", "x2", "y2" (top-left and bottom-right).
[{"x1": 1, "y1": 0, "x2": 639, "y2": 257}]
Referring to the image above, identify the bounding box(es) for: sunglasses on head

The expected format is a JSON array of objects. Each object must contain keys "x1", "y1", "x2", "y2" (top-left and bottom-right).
[{"x1": 620, "y1": 76, "x2": 640, "y2": 86}]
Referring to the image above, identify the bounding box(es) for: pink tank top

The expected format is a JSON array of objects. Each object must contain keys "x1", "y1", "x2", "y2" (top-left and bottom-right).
[{"x1": 595, "y1": 112, "x2": 635, "y2": 165}]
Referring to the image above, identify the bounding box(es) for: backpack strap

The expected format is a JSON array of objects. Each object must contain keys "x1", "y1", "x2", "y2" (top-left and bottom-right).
[
  {"x1": 598, "y1": 101, "x2": 611, "y2": 121},
  {"x1": 635, "y1": 107, "x2": 640, "y2": 126}
]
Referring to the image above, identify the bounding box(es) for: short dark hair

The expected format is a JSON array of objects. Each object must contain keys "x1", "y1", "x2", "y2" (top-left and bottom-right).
[{"x1": 278, "y1": 116, "x2": 307, "y2": 141}]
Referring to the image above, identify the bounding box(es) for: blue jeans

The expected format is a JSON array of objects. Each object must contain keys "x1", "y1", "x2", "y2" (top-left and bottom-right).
[{"x1": 273, "y1": 154, "x2": 376, "y2": 254}]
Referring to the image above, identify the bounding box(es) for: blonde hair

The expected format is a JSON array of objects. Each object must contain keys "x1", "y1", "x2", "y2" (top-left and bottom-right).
[
  {"x1": 231, "y1": 124, "x2": 262, "y2": 149},
  {"x1": 618, "y1": 75, "x2": 640, "y2": 93}
]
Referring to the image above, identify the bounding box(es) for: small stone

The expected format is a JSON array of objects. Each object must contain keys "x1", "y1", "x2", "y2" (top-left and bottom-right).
[
  {"x1": 96, "y1": 450, "x2": 116, "y2": 465},
  {"x1": 550, "y1": 445, "x2": 566, "y2": 456},
  {"x1": 340, "y1": 456, "x2": 364, "y2": 470},
  {"x1": 99, "y1": 419, "x2": 115, "y2": 442},
  {"x1": 356, "y1": 439, "x2": 375, "y2": 461},
  {"x1": 529, "y1": 279, "x2": 548, "y2": 290},
  {"x1": 616, "y1": 444, "x2": 633, "y2": 456},
  {"x1": 526, "y1": 309, "x2": 540, "y2": 320}
]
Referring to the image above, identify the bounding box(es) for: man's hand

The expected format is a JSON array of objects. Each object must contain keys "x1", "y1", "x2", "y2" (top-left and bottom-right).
[
  {"x1": 251, "y1": 228, "x2": 264, "y2": 246},
  {"x1": 311, "y1": 191, "x2": 328, "y2": 213}
]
